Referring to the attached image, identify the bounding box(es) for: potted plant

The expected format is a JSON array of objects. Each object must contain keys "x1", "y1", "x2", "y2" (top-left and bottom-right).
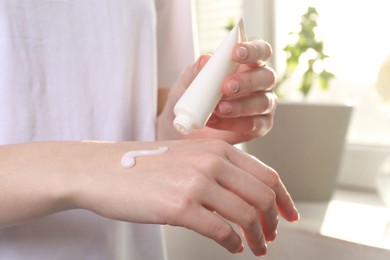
[
  {"x1": 275, "y1": 6, "x2": 335, "y2": 98},
  {"x1": 243, "y1": 7, "x2": 353, "y2": 201}
]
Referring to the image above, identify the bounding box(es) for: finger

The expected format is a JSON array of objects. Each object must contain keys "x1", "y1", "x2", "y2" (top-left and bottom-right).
[
  {"x1": 192, "y1": 54, "x2": 211, "y2": 75},
  {"x1": 224, "y1": 147, "x2": 300, "y2": 222},
  {"x1": 212, "y1": 168, "x2": 280, "y2": 243},
  {"x1": 207, "y1": 114, "x2": 274, "y2": 138},
  {"x1": 181, "y1": 205, "x2": 244, "y2": 254},
  {"x1": 215, "y1": 92, "x2": 277, "y2": 118},
  {"x1": 202, "y1": 184, "x2": 268, "y2": 255},
  {"x1": 222, "y1": 66, "x2": 276, "y2": 96},
  {"x1": 179, "y1": 54, "x2": 211, "y2": 90},
  {"x1": 233, "y1": 40, "x2": 272, "y2": 65}
]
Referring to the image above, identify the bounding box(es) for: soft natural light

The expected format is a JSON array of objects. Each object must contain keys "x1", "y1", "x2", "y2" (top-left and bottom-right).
[
  {"x1": 320, "y1": 200, "x2": 390, "y2": 249},
  {"x1": 194, "y1": 0, "x2": 390, "y2": 253},
  {"x1": 195, "y1": 0, "x2": 242, "y2": 53},
  {"x1": 276, "y1": 0, "x2": 390, "y2": 86},
  {"x1": 275, "y1": 0, "x2": 390, "y2": 145},
  {"x1": 196, "y1": 0, "x2": 390, "y2": 145}
]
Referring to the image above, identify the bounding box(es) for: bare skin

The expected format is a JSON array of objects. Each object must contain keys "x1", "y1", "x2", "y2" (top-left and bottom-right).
[
  {"x1": 0, "y1": 140, "x2": 298, "y2": 256},
  {"x1": 158, "y1": 40, "x2": 277, "y2": 144},
  {"x1": 0, "y1": 40, "x2": 299, "y2": 257}
]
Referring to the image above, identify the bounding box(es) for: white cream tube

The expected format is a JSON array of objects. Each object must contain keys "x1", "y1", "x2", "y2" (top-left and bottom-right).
[{"x1": 173, "y1": 18, "x2": 247, "y2": 134}]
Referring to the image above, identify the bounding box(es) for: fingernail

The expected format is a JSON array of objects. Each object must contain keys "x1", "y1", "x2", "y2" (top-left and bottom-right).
[
  {"x1": 255, "y1": 243, "x2": 267, "y2": 257},
  {"x1": 295, "y1": 208, "x2": 301, "y2": 221},
  {"x1": 192, "y1": 57, "x2": 202, "y2": 74},
  {"x1": 268, "y1": 231, "x2": 277, "y2": 243},
  {"x1": 228, "y1": 79, "x2": 239, "y2": 94},
  {"x1": 192, "y1": 55, "x2": 208, "y2": 74},
  {"x1": 236, "y1": 46, "x2": 248, "y2": 60},
  {"x1": 218, "y1": 102, "x2": 232, "y2": 114},
  {"x1": 261, "y1": 243, "x2": 268, "y2": 256}
]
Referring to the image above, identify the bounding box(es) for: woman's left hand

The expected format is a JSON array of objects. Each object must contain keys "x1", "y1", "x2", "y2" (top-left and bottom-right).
[{"x1": 158, "y1": 39, "x2": 277, "y2": 144}]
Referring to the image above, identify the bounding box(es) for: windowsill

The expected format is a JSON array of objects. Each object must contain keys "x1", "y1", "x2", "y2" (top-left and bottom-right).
[
  {"x1": 337, "y1": 143, "x2": 390, "y2": 192},
  {"x1": 163, "y1": 187, "x2": 390, "y2": 260},
  {"x1": 280, "y1": 188, "x2": 390, "y2": 250}
]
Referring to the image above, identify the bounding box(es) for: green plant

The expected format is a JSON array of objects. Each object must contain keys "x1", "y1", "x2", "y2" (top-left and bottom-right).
[
  {"x1": 276, "y1": 6, "x2": 335, "y2": 98},
  {"x1": 225, "y1": 18, "x2": 235, "y2": 31}
]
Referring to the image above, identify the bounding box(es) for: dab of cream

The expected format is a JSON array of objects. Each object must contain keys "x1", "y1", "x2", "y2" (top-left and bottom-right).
[{"x1": 121, "y1": 146, "x2": 168, "y2": 168}]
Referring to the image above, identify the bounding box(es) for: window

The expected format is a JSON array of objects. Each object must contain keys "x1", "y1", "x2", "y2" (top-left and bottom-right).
[
  {"x1": 196, "y1": 0, "x2": 390, "y2": 144},
  {"x1": 195, "y1": 0, "x2": 243, "y2": 54},
  {"x1": 275, "y1": 0, "x2": 390, "y2": 146},
  {"x1": 195, "y1": 0, "x2": 390, "y2": 190},
  {"x1": 274, "y1": 0, "x2": 390, "y2": 190}
]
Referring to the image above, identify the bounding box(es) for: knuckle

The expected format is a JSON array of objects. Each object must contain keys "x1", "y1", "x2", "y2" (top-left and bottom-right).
[
  {"x1": 191, "y1": 173, "x2": 210, "y2": 191},
  {"x1": 164, "y1": 199, "x2": 193, "y2": 226},
  {"x1": 182, "y1": 171, "x2": 210, "y2": 197},
  {"x1": 198, "y1": 153, "x2": 223, "y2": 172},
  {"x1": 266, "y1": 167, "x2": 281, "y2": 189},
  {"x1": 237, "y1": 101, "x2": 246, "y2": 115},
  {"x1": 256, "y1": 40, "x2": 272, "y2": 60},
  {"x1": 201, "y1": 139, "x2": 230, "y2": 157},
  {"x1": 260, "y1": 67, "x2": 277, "y2": 89},
  {"x1": 245, "y1": 72, "x2": 254, "y2": 91},
  {"x1": 168, "y1": 196, "x2": 195, "y2": 221},
  {"x1": 166, "y1": 176, "x2": 211, "y2": 225},
  {"x1": 178, "y1": 194, "x2": 195, "y2": 209}
]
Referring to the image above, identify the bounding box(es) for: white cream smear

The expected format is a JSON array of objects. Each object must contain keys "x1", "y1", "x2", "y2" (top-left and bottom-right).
[{"x1": 121, "y1": 146, "x2": 169, "y2": 168}]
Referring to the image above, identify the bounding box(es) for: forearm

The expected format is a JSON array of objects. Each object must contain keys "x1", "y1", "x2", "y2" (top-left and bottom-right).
[
  {"x1": 0, "y1": 142, "x2": 78, "y2": 227},
  {"x1": 0, "y1": 141, "x2": 129, "y2": 227}
]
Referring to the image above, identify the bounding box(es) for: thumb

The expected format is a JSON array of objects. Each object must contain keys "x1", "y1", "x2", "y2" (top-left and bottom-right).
[
  {"x1": 157, "y1": 55, "x2": 211, "y2": 139},
  {"x1": 161, "y1": 55, "x2": 211, "y2": 115},
  {"x1": 166, "y1": 54, "x2": 211, "y2": 107},
  {"x1": 180, "y1": 54, "x2": 211, "y2": 90}
]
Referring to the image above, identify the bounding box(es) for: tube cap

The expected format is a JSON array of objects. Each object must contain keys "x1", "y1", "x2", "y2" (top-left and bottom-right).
[{"x1": 173, "y1": 114, "x2": 194, "y2": 134}]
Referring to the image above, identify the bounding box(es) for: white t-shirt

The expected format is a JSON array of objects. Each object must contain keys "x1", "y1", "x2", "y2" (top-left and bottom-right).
[{"x1": 0, "y1": 0, "x2": 196, "y2": 259}]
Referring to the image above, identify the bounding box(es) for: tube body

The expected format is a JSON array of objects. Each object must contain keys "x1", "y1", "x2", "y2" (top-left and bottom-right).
[{"x1": 173, "y1": 18, "x2": 247, "y2": 134}]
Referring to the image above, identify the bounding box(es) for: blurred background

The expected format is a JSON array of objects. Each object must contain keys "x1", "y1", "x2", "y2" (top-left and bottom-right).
[{"x1": 164, "y1": 0, "x2": 390, "y2": 259}]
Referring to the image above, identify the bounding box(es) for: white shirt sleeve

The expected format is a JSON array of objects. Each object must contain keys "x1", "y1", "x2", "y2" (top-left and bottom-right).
[{"x1": 156, "y1": 0, "x2": 198, "y2": 88}]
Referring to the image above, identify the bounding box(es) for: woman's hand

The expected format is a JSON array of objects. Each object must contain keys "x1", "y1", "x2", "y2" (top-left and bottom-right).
[
  {"x1": 158, "y1": 40, "x2": 277, "y2": 144},
  {"x1": 75, "y1": 139, "x2": 298, "y2": 256}
]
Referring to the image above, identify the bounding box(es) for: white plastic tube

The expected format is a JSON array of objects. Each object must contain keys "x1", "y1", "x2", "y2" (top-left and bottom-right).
[{"x1": 173, "y1": 18, "x2": 247, "y2": 134}]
